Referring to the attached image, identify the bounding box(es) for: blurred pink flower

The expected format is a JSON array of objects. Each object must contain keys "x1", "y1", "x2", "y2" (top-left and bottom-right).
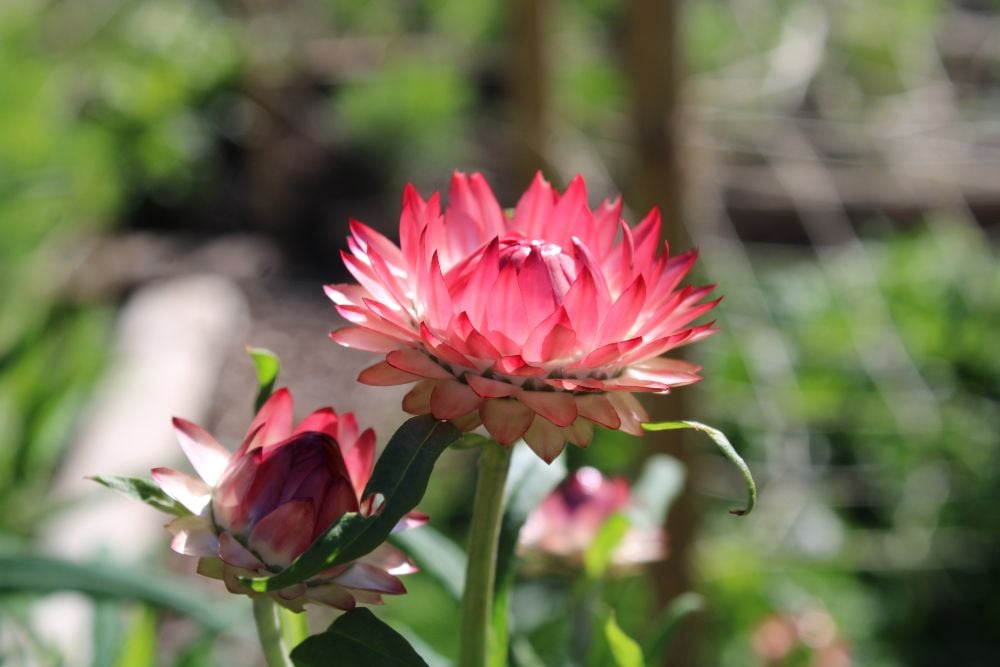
[
  {"x1": 518, "y1": 467, "x2": 665, "y2": 569},
  {"x1": 152, "y1": 389, "x2": 420, "y2": 611},
  {"x1": 328, "y1": 172, "x2": 719, "y2": 462}
]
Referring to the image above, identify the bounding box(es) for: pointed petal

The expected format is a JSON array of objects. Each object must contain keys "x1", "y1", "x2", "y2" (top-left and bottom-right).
[
  {"x1": 522, "y1": 416, "x2": 567, "y2": 463},
  {"x1": 607, "y1": 392, "x2": 649, "y2": 435},
  {"x1": 386, "y1": 348, "x2": 454, "y2": 380},
  {"x1": 166, "y1": 516, "x2": 219, "y2": 557},
  {"x1": 481, "y1": 398, "x2": 533, "y2": 445},
  {"x1": 330, "y1": 327, "x2": 406, "y2": 352},
  {"x1": 466, "y1": 374, "x2": 519, "y2": 398},
  {"x1": 343, "y1": 428, "x2": 375, "y2": 498},
  {"x1": 247, "y1": 388, "x2": 294, "y2": 450},
  {"x1": 357, "y1": 361, "x2": 422, "y2": 386},
  {"x1": 306, "y1": 584, "x2": 357, "y2": 611},
  {"x1": 430, "y1": 380, "x2": 482, "y2": 420},
  {"x1": 512, "y1": 171, "x2": 556, "y2": 239},
  {"x1": 401, "y1": 380, "x2": 435, "y2": 415},
  {"x1": 563, "y1": 418, "x2": 595, "y2": 447},
  {"x1": 171, "y1": 418, "x2": 231, "y2": 486},
  {"x1": 576, "y1": 394, "x2": 622, "y2": 430},
  {"x1": 151, "y1": 467, "x2": 211, "y2": 514},
  {"x1": 518, "y1": 391, "x2": 578, "y2": 427},
  {"x1": 359, "y1": 543, "x2": 419, "y2": 576},
  {"x1": 294, "y1": 407, "x2": 339, "y2": 439},
  {"x1": 218, "y1": 530, "x2": 266, "y2": 569},
  {"x1": 248, "y1": 499, "x2": 316, "y2": 567},
  {"x1": 332, "y1": 563, "x2": 407, "y2": 594}
]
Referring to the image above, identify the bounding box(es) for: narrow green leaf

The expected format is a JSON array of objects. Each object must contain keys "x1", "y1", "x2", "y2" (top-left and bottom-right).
[
  {"x1": 641, "y1": 592, "x2": 704, "y2": 665},
  {"x1": 389, "y1": 525, "x2": 466, "y2": 600},
  {"x1": 641, "y1": 420, "x2": 756, "y2": 516},
  {"x1": 290, "y1": 608, "x2": 428, "y2": 667},
  {"x1": 242, "y1": 416, "x2": 460, "y2": 592},
  {"x1": 246, "y1": 346, "x2": 280, "y2": 411},
  {"x1": 0, "y1": 554, "x2": 244, "y2": 633},
  {"x1": 604, "y1": 613, "x2": 645, "y2": 667},
  {"x1": 88, "y1": 475, "x2": 191, "y2": 517},
  {"x1": 114, "y1": 605, "x2": 158, "y2": 667},
  {"x1": 583, "y1": 514, "x2": 631, "y2": 581}
]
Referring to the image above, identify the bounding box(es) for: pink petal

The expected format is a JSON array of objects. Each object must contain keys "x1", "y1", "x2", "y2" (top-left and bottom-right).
[
  {"x1": 632, "y1": 207, "x2": 662, "y2": 271},
  {"x1": 343, "y1": 428, "x2": 375, "y2": 498},
  {"x1": 402, "y1": 380, "x2": 435, "y2": 415},
  {"x1": 349, "y1": 219, "x2": 406, "y2": 271},
  {"x1": 171, "y1": 418, "x2": 231, "y2": 486},
  {"x1": 294, "y1": 407, "x2": 339, "y2": 439},
  {"x1": 607, "y1": 392, "x2": 648, "y2": 435},
  {"x1": 518, "y1": 249, "x2": 558, "y2": 328},
  {"x1": 512, "y1": 171, "x2": 556, "y2": 239},
  {"x1": 359, "y1": 543, "x2": 419, "y2": 576},
  {"x1": 563, "y1": 418, "x2": 595, "y2": 447},
  {"x1": 522, "y1": 308, "x2": 577, "y2": 363},
  {"x1": 247, "y1": 388, "x2": 294, "y2": 450},
  {"x1": 357, "y1": 361, "x2": 422, "y2": 386},
  {"x1": 332, "y1": 563, "x2": 406, "y2": 594},
  {"x1": 466, "y1": 374, "x2": 519, "y2": 398},
  {"x1": 487, "y1": 263, "x2": 529, "y2": 343},
  {"x1": 596, "y1": 275, "x2": 647, "y2": 346},
  {"x1": 574, "y1": 337, "x2": 643, "y2": 369},
  {"x1": 518, "y1": 391, "x2": 578, "y2": 427},
  {"x1": 248, "y1": 499, "x2": 316, "y2": 567},
  {"x1": 218, "y1": 530, "x2": 266, "y2": 569},
  {"x1": 522, "y1": 416, "x2": 567, "y2": 463},
  {"x1": 386, "y1": 348, "x2": 454, "y2": 380},
  {"x1": 306, "y1": 584, "x2": 357, "y2": 611},
  {"x1": 424, "y1": 253, "x2": 455, "y2": 332},
  {"x1": 430, "y1": 380, "x2": 482, "y2": 420},
  {"x1": 166, "y1": 516, "x2": 219, "y2": 557},
  {"x1": 576, "y1": 394, "x2": 622, "y2": 430},
  {"x1": 151, "y1": 467, "x2": 211, "y2": 514},
  {"x1": 551, "y1": 175, "x2": 593, "y2": 249},
  {"x1": 493, "y1": 355, "x2": 546, "y2": 376},
  {"x1": 481, "y1": 398, "x2": 533, "y2": 445},
  {"x1": 330, "y1": 327, "x2": 406, "y2": 352}
]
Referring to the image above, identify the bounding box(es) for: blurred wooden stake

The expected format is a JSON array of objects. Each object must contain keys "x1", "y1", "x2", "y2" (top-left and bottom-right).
[
  {"x1": 508, "y1": 0, "x2": 550, "y2": 183},
  {"x1": 624, "y1": 1, "x2": 701, "y2": 666}
]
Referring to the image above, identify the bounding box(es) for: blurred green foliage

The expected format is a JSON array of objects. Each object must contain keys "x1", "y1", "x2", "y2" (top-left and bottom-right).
[{"x1": 698, "y1": 222, "x2": 1000, "y2": 666}]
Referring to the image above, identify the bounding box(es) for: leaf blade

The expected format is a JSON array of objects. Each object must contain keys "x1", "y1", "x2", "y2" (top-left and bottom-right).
[
  {"x1": 88, "y1": 475, "x2": 191, "y2": 517},
  {"x1": 290, "y1": 608, "x2": 428, "y2": 667},
  {"x1": 641, "y1": 420, "x2": 756, "y2": 516}
]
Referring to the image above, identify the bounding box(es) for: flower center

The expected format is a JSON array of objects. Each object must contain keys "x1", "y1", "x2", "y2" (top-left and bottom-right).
[{"x1": 497, "y1": 236, "x2": 577, "y2": 303}]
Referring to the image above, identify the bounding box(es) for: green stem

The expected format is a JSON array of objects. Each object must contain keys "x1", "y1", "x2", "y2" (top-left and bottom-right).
[
  {"x1": 252, "y1": 598, "x2": 293, "y2": 667},
  {"x1": 459, "y1": 441, "x2": 513, "y2": 667},
  {"x1": 279, "y1": 606, "x2": 310, "y2": 650}
]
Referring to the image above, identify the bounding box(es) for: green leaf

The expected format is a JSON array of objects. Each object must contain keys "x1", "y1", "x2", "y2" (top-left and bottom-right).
[
  {"x1": 246, "y1": 346, "x2": 280, "y2": 411},
  {"x1": 583, "y1": 514, "x2": 631, "y2": 581},
  {"x1": 0, "y1": 553, "x2": 244, "y2": 634},
  {"x1": 490, "y1": 443, "x2": 567, "y2": 667},
  {"x1": 641, "y1": 420, "x2": 756, "y2": 516},
  {"x1": 641, "y1": 592, "x2": 704, "y2": 665},
  {"x1": 390, "y1": 525, "x2": 466, "y2": 600},
  {"x1": 88, "y1": 475, "x2": 191, "y2": 517},
  {"x1": 242, "y1": 415, "x2": 460, "y2": 592},
  {"x1": 603, "y1": 613, "x2": 645, "y2": 667},
  {"x1": 290, "y1": 608, "x2": 428, "y2": 667}
]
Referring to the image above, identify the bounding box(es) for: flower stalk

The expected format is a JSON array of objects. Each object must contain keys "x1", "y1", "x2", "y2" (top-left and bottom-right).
[
  {"x1": 459, "y1": 440, "x2": 513, "y2": 667},
  {"x1": 253, "y1": 598, "x2": 294, "y2": 667}
]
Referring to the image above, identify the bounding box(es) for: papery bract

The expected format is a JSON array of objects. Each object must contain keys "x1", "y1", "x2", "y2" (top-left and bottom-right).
[
  {"x1": 152, "y1": 389, "x2": 420, "y2": 611},
  {"x1": 328, "y1": 171, "x2": 719, "y2": 462},
  {"x1": 518, "y1": 466, "x2": 664, "y2": 568}
]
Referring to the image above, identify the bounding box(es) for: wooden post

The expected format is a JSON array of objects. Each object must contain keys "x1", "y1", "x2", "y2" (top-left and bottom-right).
[
  {"x1": 507, "y1": 0, "x2": 550, "y2": 183},
  {"x1": 623, "y1": 1, "x2": 701, "y2": 666}
]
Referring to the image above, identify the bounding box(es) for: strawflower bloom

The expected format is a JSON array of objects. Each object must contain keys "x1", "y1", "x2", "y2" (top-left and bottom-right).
[
  {"x1": 328, "y1": 172, "x2": 719, "y2": 461},
  {"x1": 518, "y1": 467, "x2": 665, "y2": 569},
  {"x1": 152, "y1": 389, "x2": 420, "y2": 611}
]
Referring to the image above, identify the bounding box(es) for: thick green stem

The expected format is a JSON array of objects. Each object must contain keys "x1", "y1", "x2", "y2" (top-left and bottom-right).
[
  {"x1": 279, "y1": 606, "x2": 309, "y2": 650},
  {"x1": 459, "y1": 441, "x2": 513, "y2": 667},
  {"x1": 252, "y1": 598, "x2": 293, "y2": 667}
]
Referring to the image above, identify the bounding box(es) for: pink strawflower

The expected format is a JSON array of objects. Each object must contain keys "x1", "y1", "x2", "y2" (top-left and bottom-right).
[
  {"x1": 152, "y1": 389, "x2": 420, "y2": 611},
  {"x1": 519, "y1": 467, "x2": 665, "y2": 569},
  {"x1": 328, "y1": 172, "x2": 719, "y2": 462}
]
